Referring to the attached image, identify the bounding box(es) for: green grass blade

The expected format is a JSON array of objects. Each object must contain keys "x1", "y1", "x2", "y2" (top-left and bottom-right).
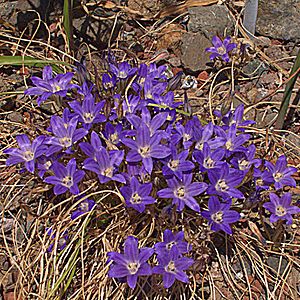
[
  {"x1": 275, "y1": 49, "x2": 300, "y2": 129},
  {"x1": 63, "y1": 0, "x2": 74, "y2": 51}
]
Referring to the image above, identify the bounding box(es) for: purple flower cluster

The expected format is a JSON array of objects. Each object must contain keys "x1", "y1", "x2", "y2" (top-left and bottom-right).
[
  {"x1": 4, "y1": 54, "x2": 300, "y2": 287},
  {"x1": 108, "y1": 230, "x2": 193, "y2": 289}
]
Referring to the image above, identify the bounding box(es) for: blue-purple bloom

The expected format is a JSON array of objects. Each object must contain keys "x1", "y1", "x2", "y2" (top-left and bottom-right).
[
  {"x1": 201, "y1": 196, "x2": 240, "y2": 234},
  {"x1": 155, "y1": 230, "x2": 192, "y2": 256},
  {"x1": 71, "y1": 199, "x2": 96, "y2": 220},
  {"x1": 207, "y1": 164, "x2": 244, "y2": 199},
  {"x1": 44, "y1": 158, "x2": 85, "y2": 195},
  {"x1": 120, "y1": 176, "x2": 155, "y2": 213},
  {"x1": 25, "y1": 65, "x2": 77, "y2": 105},
  {"x1": 107, "y1": 236, "x2": 154, "y2": 289},
  {"x1": 122, "y1": 124, "x2": 171, "y2": 174},
  {"x1": 152, "y1": 247, "x2": 194, "y2": 289},
  {"x1": 46, "y1": 116, "x2": 88, "y2": 156},
  {"x1": 83, "y1": 147, "x2": 125, "y2": 184},
  {"x1": 46, "y1": 228, "x2": 69, "y2": 252},
  {"x1": 158, "y1": 173, "x2": 207, "y2": 212},
  {"x1": 263, "y1": 193, "x2": 300, "y2": 225},
  {"x1": 205, "y1": 36, "x2": 237, "y2": 62},
  {"x1": 265, "y1": 155, "x2": 297, "y2": 190},
  {"x1": 4, "y1": 134, "x2": 47, "y2": 173},
  {"x1": 68, "y1": 95, "x2": 105, "y2": 129},
  {"x1": 110, "y1": 62, "x2": 137, "y2": 80}
]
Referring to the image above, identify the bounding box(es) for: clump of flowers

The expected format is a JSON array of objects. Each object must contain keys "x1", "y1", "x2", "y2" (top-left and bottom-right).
[{"x1": 4, "y1": 50, "x2": 299, "y2": 292}]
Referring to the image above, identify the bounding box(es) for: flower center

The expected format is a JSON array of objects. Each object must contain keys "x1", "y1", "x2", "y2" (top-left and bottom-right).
[
  {"x1": 166, "y1": 241, "x2": 176, "y2": 250},
  {"x1": 59, "y1": 137, "x2": 72, "y2": 148},
  {"x1": 83, "y1": 112, "x2": 94, "y2": 123},
  {"x1": 204, "y1": 157, "x2": 215, "y2": 169},
  {"x1": 225, "y1": 140, "x2": 233, "y2": 150},
  {"x1": 274, "y1": 172, "x2": 283, "y2": 182},
  {"x1": 119, "y1": 71, "x2": 127, "y2": 79},
  {"x1": 110, "y1": 132, "x2": 119, "y2": 143},
  {"x1": 256, "y1": 178, "x2": 263, "y2": 186},
  {"x1": 138, "y1": 145, "x2": 150, "y2": 158},
  {"x1": 79, "y1": 202, "x2": 90, "y2": 212},
  {"x1": 175, "y1": 186, "x2": 185, "y2": 199},
  {"x1": 23, "y1": 150, "x2": 34, "y2": 161},
  {"x1": 276, "y1": 205, "x2": 286, "y2": 217},
  {"x1": 127, "y1": 262, "x2": 139, "y2": 275},
  {"x1": 217, "y1": 46, "x2": 227, "y2": 55},
  {"x1": 102, "y1": 167, "x2": 113, "y2": 178},
  {"x1": 195, "y1": 142, "x2": 203, "y2": 150},
  {"x1": 165, "y1": 261, "x2": 176, "y2": 273},
  {"x1": 130, "y1": 192, "x2": 142, "y2": 204},
  {"x1": 62, "y1": 176, "x2": 73, "y2": 187},
  {"x1": 145, "y1": 91, "x2": 153, "y2": 99},
  {"x1": 183, "y1": 133, "x2": 191, "y2": 142},
  {"x1": 168, "y1": 159, "x2": 179, "y2": 171},
  {"x1": 239, "y1": 159, "x2": 249, "y2": 170},
  {"x1": 215, "y1": 179, "x2": 229, "y2": 192},
  {"x1": 58, "y1": 237, "x2": 67, "y2": 249},
  {"x1": 53, "y1": 84, "x2": 62, "y2": 92},
  {"x1": 211, "y1": 211, "x2": 223, "y2": 223}
]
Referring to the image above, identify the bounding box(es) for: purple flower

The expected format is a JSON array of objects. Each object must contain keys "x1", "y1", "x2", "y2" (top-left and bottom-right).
[
  {"x1": 4, "y1": 134, "x2": 47, "y2": 173},
  {"x1": 83, "y1": 147, "x2": 125, "y2": 184},
  {"x1": 44, "y1": 158, "x2": 85, "y2": 195},
  {"x1": 46, "y1": 228, "x2": 69, "y2": 252},
  {"x1": 265, "y1": 155, "x2": 297, "y2": 190},
  {"x1": 207, "y1": 164, "x2": 244, "y2": 199},
  {"x1": 120, "y1": 177, "x2": 155, "y2": 213},
  {"x1": 193, "y1": 142, "x2": 225, "y2": 172},
  {"x1": 220, "y1": 104, "x2": 255, "y2": 131},
  {"x1": 24, "y1": 65, "x2": 77, "y2": 105},
  {"x1": 71, "y1": 199, "x2": 96, "y2": 220},
  {"x1": 162, "y1": 144, "x2": 194, "y2": 179},
  {"x1": 122, "y1": 124, "x2": 171, "y2": 174},
  {"x1": 68, "y1": 95, "x2": 106, "y2": 129},
  {"x1": 46, "y1": 116, "x2": 88, "y2": 156},
  {"x1": 201, "y1": 196, "x2": 240, "y2": 234},
  {"x1": 205, "y1": 36, "x2": 237, "y2": 63},
  {"x1": 263, "y1": 193, "x2": 300, "y2": 225},
  {"x1": 157, "y1": 173, "x2": 207, "y2": 212},
  {"x1": 110, "y1": 62, "x2": 137, "y2": 80},
  {"x1": 253, "y1": 167, "x2": 274, "y2": 190},
  {"x1": 230, "y1": 144, "x2": 261, "y2": 173},
  {"x1": 215, "y1": 124, "x2": 251, "y2": 156},
  {"x1": 152, "y1": 247, "x2": 194, "y2": 289},
  {"x1": 79, "y1": 131, "x2": 103, "y2": 159},
  {"x1": 107, "y1": 236, "x2": 154, "y2": 289},
  {"x1": 102, "y1": 73, "x2": 117, "y2": 90},
  {"x1": 155, "y1": 230, "x2": 192, "y2": 256}
]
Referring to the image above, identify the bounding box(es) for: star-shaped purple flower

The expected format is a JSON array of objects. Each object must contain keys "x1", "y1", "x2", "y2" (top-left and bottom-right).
[
  {"x1": 46, "y1": 228, "x2": 69, "y2": 252},
  {"x1": 122, "y1": 124, "x2": 171, "y2": 174},
  {"x1": 120, "y1": 176, "x2": 155, "y2": 213},
  {"x1": 263, "y1": 193, "x2": 300, "y2": 225},
  {"x1": 44, "y1": 158, "x2": 85, "y2": 195},
  {"x1": 157, "y1": 173, "x2": 207, "y2": 212},
  {"x1": 201, "y1": 196, "x2": 240, "y2": 234},
  {"x1": 205, "y1": 36, "x2": 237, "y2": 63},
  {"x1": 265, "y1": 155, "x2": 297, "y2": 190},
  {"x1": 46, "y1": 115, "x2": 88, "y2": 156},
  {"x1": 207, "y1": 164, "x2": 244, "y2": 199},
  {"x1": 4, "y1": 134, "x2": 47, "y2": 173},
  {"x1": 152, "y1": 247, "x2": 194, "y2": 289},
  {"x1": 107, "y1": 236, "x2": 154, "y2": 289},
  {"x1": 68, "y1": 95, "x2": 105, "y2": 129},
  {"x1": 155, "y1": 230, "x2": 192, "y2": 256},
  {"x1": 71, "y1": 198, "x2": 96, "y2": 220},
  {"x1": 24, "y1": 65, "x2": 78, "y2": 105}
]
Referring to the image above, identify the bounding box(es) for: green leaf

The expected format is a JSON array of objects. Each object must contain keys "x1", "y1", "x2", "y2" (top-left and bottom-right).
[
  {"x1": 63, "y1": 0, "x2": 74, "y2": 50},
  {"x1": 275, "y1": 49, "x2": 300, "y2": 129},
  {"x1": 0, "y1": 56, "x2": 71, "y2": 73}
]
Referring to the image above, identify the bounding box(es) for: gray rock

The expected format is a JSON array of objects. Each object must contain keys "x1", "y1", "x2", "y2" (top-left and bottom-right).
[
  {"x1": 180, "y1": 33, "x2": 211, "y2": 72},
  {"x1": 256, "y1": 0, "x2": 300, "y2": 41},
  {"x1": 188, "y1": 5, "x2": 235, "y2": 39}
]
